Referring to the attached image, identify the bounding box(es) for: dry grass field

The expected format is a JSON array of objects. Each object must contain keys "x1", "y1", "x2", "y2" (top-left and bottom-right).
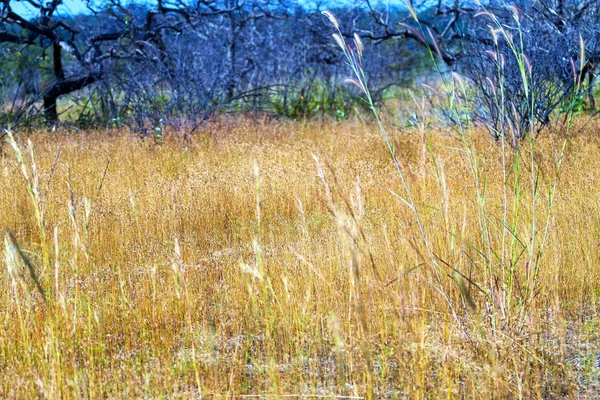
[{"x1": 1, "y1": 117, "x2": 600, "y2": 398}]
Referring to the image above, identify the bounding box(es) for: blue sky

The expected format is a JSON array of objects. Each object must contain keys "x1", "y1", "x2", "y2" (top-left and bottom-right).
[
  {"x1": 9, "y1": 0, "x2": 419, "y2": 18},
  {"x1": 10, "y1": 0, "x2": 95, "y2": 17}
]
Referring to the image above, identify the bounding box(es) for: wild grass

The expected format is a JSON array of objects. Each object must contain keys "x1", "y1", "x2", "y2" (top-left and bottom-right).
[{"x1": 1, "y1": 116, "x2": 600, "y2": 398}]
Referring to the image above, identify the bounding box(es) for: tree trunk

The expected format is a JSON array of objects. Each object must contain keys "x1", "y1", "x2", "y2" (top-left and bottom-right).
[
  {"x1": 41, "y1": 75, "x2": 98, "y2": 123},
  {"x1": 43, "y1": 93, "x2": 59, "y2": 122}
]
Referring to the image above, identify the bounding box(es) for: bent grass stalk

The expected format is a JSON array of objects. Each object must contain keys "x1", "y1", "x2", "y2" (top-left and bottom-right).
[{"x1": 6, "y1": 130, "x2": 50, "y2": 278}]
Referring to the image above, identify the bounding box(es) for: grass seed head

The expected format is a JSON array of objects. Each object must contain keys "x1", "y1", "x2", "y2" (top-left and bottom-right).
[
  {"x1": 345, "y1": 78, "x2": 366, "y2": 94},
  {"x1": 353, "y1": 33, "x2": 363, "y2": 58},
  {"x1": 332, "y1": 33, "x2": 345, "y2": 51},
  {"x1": 321, "y1": 10, "x2": 339, "y2": 29}
]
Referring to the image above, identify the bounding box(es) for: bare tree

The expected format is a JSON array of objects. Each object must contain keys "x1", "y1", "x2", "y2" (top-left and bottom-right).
[
  {"x1": 1, "y1": 0, "x2": 100, "y2": 122},
  {"x1": 0, "y1": 0, "x2": 437, "y2": 130},
  {"x1": 361, "y1": 0, "x2": 600, "y2": 138},
  {"x1": 0, "y1": 0, "x2": 264, "y2": 125}
]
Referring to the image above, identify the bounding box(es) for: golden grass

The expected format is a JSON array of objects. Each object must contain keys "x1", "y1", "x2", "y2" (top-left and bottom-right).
[{"x1": 1, "y1": 117, "x2": 600, "y2": 398}]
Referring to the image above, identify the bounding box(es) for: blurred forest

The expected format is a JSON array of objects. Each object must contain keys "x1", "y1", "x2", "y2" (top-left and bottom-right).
[{"x1": 0, "y1": 0, "x2": 598, "y2": 136}]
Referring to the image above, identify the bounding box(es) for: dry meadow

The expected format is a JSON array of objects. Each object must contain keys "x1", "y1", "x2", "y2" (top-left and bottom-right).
[{"x1": 1, "y1": 117, "x2": 600, "y2": 398}]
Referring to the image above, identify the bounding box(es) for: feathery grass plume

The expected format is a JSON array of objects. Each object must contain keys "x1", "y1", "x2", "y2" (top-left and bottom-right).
[
  {"x1": 475, "y1": 11, "x2": 496, "y2": 19},
  {"x1": 502, "y1": 30, "x2": 514, "y2": 45},
  {"x1": 523, "y1": 54, "x2": 532, "y2": 76},
  {"x1": 353, "y1": 33, "x2": 363, "y2": 58},
  {"x1": 405, "y1": 0, "x2": 418, "y2": 21},
  {"x1": 239, "y1": 258, "x2": 263, "y2": 281},
  {"x1": 399, "y1": 22, "x2": 426, "y2": 44},
  {"x1": 451, "y1": 72, "x2": 467, "y2": 94},
  {"x1": 579, "y1": 35, "x2": 586, "y2": 78},
  {"x1": 486, "y1": 77, "x2": 497, "y2": 96},
  {"x1": 427, "y1": 27, "x2": 444, "y2": 60},
  {"x1": 570, "y1": 58, "x2": 578, "y2": 85},
  {"x1": 508, "y1": 4, "x2": 520, "y2": 22},
  {"x1": 489, "y1": 25, "x2": 499, "y2": 45},
  {"x1": 476, "y1": 10, "x2": 516, "y2": 46},
  {"x1": 345, "y1": 78, "x2": 366, "y2": 94},
  {"x1": 332, "y1": 33, "x2": 345, "y2": 51},
  {"x1": 321, "y1": 10, "x2": 339, "y2": 29},
  {"x1": 485, "y1": 50, "x2": 497, "y2": 61},
  {"x1": 421, "y1": 83, "x2": 443, "y2": 98},
  {"x1": 4, "y1": 231, "x2": 19, "y2": 290}
]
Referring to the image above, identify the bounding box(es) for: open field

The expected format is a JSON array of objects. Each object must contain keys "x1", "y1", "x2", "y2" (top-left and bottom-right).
[{"x1": 1, "y1": 118, "x2": 600, "y2": 398}]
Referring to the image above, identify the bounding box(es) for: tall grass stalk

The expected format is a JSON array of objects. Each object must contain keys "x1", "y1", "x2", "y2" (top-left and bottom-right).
[
  {"x1": 466, "y1": 3, "x2": 574, "y2": 324},
  {"x1": 322, "y1": 11, "x2": 461, "y2": 329},
  {"x1": 324, "y1": 3, "x2": 577, "y2": 330},
  {"x1": 411, "y1": 3, "x2": 571, "y2": 328},
  {"x1": 313, "y1": 156, "x2": 374, "y2": 398}
]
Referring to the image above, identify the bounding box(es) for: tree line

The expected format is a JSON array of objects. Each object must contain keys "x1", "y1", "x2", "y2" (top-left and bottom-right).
[{"x1": 1, "y1": 0, "x2": 598, "y2": 138}]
